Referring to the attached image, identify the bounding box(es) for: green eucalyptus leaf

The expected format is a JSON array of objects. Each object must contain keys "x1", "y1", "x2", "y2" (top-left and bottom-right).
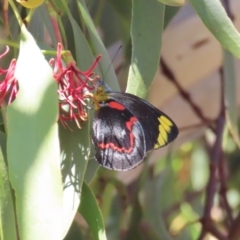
[
  {"x1": 0, "y1": 132, "x2": 17, "y2": 240},
  {"x1": 142, "y1": 174, "x2": 174, "y2": 240},
  {"x1": 28, "y1": 8, "x2": 44, "y2": 42},
  {"x1": 105, "y1": 197, "x2": 122, "y2": 240},
  {"x1": 7, "y1": 25, "x2": 63, "y2": 240},
  {"x1": 38, "y1": 4, "x2": 58, "y2": 48},
  {"x1": 223, "y1": 50, "x2": 238, "y2": 134},
  {"x1": 59, "y1": 0, "x2": 96, "y2": 70},
  {"x1": 77, "y1": 0, "x2": 120, "y2": 90},
  {"x1": 60, "y1": 0, "x2": 115, "y2": 185},
  {"x1": 56, "y1": 2, "x2": 101, "y2": 233},
  {"x1": 60, "y1": 121, "x2": 91, "y2": 239},
  {"x1": 107, "y1": 0, "x2": 131, "y2": 21},
  {"x1": 84, "y1": 158, "x2": 100, "y2": 183},
  {"x1": 189, "y1": 0, "x2": 240, "y2": 59},
  {"x1": 80, "y1": 181, "x2": 107, "y2": 240},
  {"x1": 126, "y1": 0, "x2": 164, "y2": 98}
]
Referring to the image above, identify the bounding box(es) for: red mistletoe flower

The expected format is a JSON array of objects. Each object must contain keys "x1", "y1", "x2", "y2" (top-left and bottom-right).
[
  {"x1": 0, "y1": 46, "x2": 18, "y2": 105},
  {"x1": 0, "y1": 44, "x2": 100, "y2": 129},
  {"x1": 50, "y1": 43, "x2": 101, "y2": 128}
]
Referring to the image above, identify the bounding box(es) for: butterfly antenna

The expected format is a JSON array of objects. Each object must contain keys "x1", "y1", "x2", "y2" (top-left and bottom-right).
[{"x1": 103, "y1": 45, "x2": 122, "y2": 80}]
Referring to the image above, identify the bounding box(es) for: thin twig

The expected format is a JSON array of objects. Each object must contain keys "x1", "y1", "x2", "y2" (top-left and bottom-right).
[
  {"x1": 228, "y1": 213, "x2": 240, "y2": 240},
  {"x1": 221, "y1": 2, "x2": 240, "y2": 239},
  {"x1": 198, "y1": 67, "x2": 226, "y2": 239},
  {"x1": 219, "y1": 154, "x2": 233, "y2": 226},
  {"x1": 160, "y1": 58, "x2": 215, "y2": 132},
  {"x1": 203, "y1": 118, "x2": 225, "y2": 205}
]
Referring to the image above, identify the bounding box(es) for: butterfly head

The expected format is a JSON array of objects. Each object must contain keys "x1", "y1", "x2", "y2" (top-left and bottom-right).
[{"x1": 93, "y1": 79, "x2": 111, "y2": 110}]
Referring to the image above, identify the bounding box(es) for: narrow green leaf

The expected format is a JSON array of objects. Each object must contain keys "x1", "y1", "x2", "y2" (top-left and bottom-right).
[
  {"x1": 7, "y1": 25, "x2": 63, "y2": 240},
  {"x1": 59, "y1": 0, "x2": 96, "y2": 70},
  {"x1": 60, "y1": 0, "x2": 97, "y2": 183},
  {"x1": 105, "y1": 0, "x2": 131, "y2": 53},
  {"x1": 80, "y1": 181, "x2": 107, "y2": 240},
  {"x1": 38, "y1": 4, "x2": 58, "y2": 48},
  {"x1": 84, "y1": 158, "x2": 100, "y2": 183},
  {"x1": 142, "y1": 174, "x2": 174, "y2": 240},
  {"x1": 107, "y1": 0, "x2": 132, "y2": 20},
  {"x1": 28, "y1": 8, "x2": 44, "y2": 42},
  {"x1": 189, "y1": 0, "x2": 240, "y2": 59},
  {"x1": 0, "y1": 132, "x2": 17, "y2": 240},
  {"x1": 223, "y1": 50, "x2": 238, "y2": 131},
  {"x1": 54, "y1": 2, "x2": 102, "y2": 235},
  {"x1": 105, "y1": 197, "x2": 122, "y2": 240},
  {"x1": 64, "y1": 220, "x2": 84, "y2": 240},
  {"x1": 77, "y1": 0, "x2": 120, "y2": 90},
  {"x1": 51, "y1": 0, "x2": 68, "y2": 14},
  {"x1": 60, "y1": 121, "x2": 91, "y2": 239},
  {"x1": 126, "y1": 0, "x2": 164, "y2": 98},
  {"x1": 124, "y1": 198, "x2": 143, "y2": 240},
  {"x1": 84, "y1": 107, "x2": 100, "y2": 184}
]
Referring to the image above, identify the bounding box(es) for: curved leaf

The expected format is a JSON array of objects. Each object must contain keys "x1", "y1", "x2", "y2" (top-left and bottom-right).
[
  {"x1": 80, "y1": 181, "x2": 107, "y2": 240},
  {"x1": 126, "y1": 0, "x2": 164, "y2": 98},
  {"x1": 60, "y1": 121, "x2": 91, "y2": 238},
  {"x1": 38, "y1": 4, "x2": 58, "y2": 48},
  {"x1": 223, "y1": 50, "x2": 238, "y2": 129},
  {"x1": 189, "y1": 0, "x2": 240, "y2": 59},
  {"x1": 7, "y1": 25, "x2": 63, "y2": 240},
  {"x1": 142, "y1": 174, "x2": 174, "y2": 240},
  {"x1": 77, "y1": 0, "x2": 120, "y2": 90},
  {"x1": 0, "y1": 132, "x2": 17, "y2": 240}
]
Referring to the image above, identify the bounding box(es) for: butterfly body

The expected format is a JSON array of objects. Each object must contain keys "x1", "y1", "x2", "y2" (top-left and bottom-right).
[{"x1": 92, "y1": 81, "x2": 178, "y2": 171}]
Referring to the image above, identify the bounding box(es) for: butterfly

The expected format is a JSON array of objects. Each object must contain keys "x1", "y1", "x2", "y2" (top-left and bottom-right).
[{"x1": 92, "y1": 80, "x2": 178, "y2": 171}]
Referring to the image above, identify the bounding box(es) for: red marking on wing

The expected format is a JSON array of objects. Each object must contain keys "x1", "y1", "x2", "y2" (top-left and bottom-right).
[
  {"x1": 108, "y1": 101, "x2": 125, "y2": 110},
  {"x1": 98, "y1": 117, "x2": 138, "y2": 153}
]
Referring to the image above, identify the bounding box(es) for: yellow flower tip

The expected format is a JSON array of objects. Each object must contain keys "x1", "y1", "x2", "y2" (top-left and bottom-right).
[{"x1": 16, "y1": 0, "x2": 45, "y2": 8}]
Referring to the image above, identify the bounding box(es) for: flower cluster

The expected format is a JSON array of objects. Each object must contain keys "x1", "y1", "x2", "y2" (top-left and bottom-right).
[
  {"x1": 0, "y1": 46, "x2": 18, "y2": 106},
  {"x1": 0, "y1": 44, "x2": 101, "y2": 128},
  {"x1": 50, "y1": 43, "x2": 101, "y2": 128}
]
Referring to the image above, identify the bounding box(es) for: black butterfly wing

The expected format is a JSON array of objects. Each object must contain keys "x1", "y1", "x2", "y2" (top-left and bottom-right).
[
  {"x1": 107, "y1": 92, "x2": 179, "y2": 151},
  {"x1": 92, "y1": 105, "x2": 146, "y2": 171}
]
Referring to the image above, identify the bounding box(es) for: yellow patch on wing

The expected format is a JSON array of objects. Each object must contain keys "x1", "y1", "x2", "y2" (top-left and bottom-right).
[
  {"x1": 160, "y1": 116, "x2": 172, "y2": 132},
  {"x1": 154, "y1": 116, "x2": 173, "y2": 149}
]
